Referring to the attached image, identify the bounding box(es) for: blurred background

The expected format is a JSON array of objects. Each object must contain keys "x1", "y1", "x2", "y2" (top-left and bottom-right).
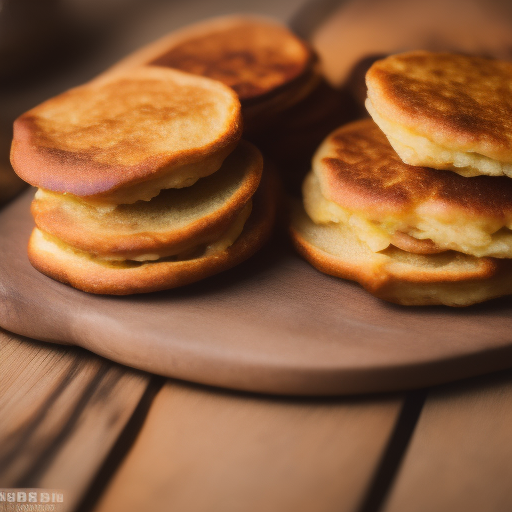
[
  {"x1": 2, "y1": 0, "x2": 512, "y2": 201},
  {"x1": 0, "y1": 0, "x2": 308, "y2": 127},
  {"x1": 0, "y1": 0, "x2": 309, "y2": 202}
]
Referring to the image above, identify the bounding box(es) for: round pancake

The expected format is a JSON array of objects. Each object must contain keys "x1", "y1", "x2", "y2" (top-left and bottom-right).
[
  {"x1": 31, "y1": 141, "x2": 262, "y2": 261},
  {"x1": 105, "y1": 15, "x2": 320, "y2": 131},
  {"x1": 290, "y1": 201, "x2": 512, "y2": 307},
  {"x1": 11, "y1": 66, "x2": 242, "y2": 204},
  {"x1": 27, "y1": 170, "x2": 277, "y2": 295},
  {"x1": 366, "y1": 51, "x2": 512, "y2": 177},
  {"x1": 307, "y1": 119, "x2": 512, "y2": 258}
]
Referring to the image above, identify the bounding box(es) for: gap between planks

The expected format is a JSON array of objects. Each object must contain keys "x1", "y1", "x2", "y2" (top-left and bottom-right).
[
  {"x1": 1, "y1": 329, "x2": 434, "y2": 512},
  {"x1": 382, "y1": 368, "x2": 512, "y2": 512},
  {"x1": 92, "y1": 380, "x2": 410, "y2": 512},
  {"x1": 0, "y1": 328, "x2": 156, "y2": 512}
]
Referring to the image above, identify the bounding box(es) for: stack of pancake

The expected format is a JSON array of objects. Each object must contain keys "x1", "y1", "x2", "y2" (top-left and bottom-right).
[
  {"x1": 291, "y1": 51, "x2": 512, "y2": 306},
  {"x1": 12, "y1": 65, "x2": 276, "y2": 295},
  {"x1": 10, "y1": 14, "x2": 332, "y2": 296}
]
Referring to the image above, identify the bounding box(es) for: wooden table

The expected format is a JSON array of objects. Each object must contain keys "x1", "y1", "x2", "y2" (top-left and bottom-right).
[
  {"x1": 3, "y1": 327, "x2": 512, "y2": 512},
  {"x1": 2, "y1": 1, "x2": 512, "y2": 511}
]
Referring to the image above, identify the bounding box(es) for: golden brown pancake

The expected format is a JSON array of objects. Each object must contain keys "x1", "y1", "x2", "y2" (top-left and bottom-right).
[
  {"x1": 105, "y1": 15, "x2": 320, "y2": 131},
  {"x1": 306, "y1": 119, "x2": 512, "y2": 258},
  {"x1": 11, "y1": 66, "x2": 242, "y2": 204},
  {"x1": 366, "y1": 51, "x2": 512, "y2": 177},
  {"x1": 290, "y1": 201, "x2": 512, "y2": 306},
  {"x1": 28, "y1": 170, "x2": 277, "y2": 295},
  {"x1": 31, "y1": 141, "x2": 262, "y2": 261}
]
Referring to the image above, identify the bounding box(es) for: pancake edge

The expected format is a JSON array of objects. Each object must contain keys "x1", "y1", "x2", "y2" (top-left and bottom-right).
[
  {"x1": 27, "y1": 170, "x2": 277, "y2": 295},
  {"x1": 289, "y1": 201, "x2": 512, "y2": 307},
  {"x1": 31, "y1": 140, "x2": 264, "y2": 259}
]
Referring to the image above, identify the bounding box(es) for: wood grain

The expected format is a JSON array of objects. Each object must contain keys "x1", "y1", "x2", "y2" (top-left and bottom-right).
[
  {"x1": 93, "y1": 381, "x2": 403, "y2": 512},
  {"x1": 382, "y1": 369, "x2": 512, "y2": 512},
  {"x1": 0, "y1": 328, "x2": 152, "y2": 512},
  {"x1": 3, "y1": 190, "x2": 512, "y2": 395}
]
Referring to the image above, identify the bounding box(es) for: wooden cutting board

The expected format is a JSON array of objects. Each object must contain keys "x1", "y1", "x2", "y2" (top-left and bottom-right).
[{"x1": 2, "y1": 189, "x2": 512, "y2": 395}]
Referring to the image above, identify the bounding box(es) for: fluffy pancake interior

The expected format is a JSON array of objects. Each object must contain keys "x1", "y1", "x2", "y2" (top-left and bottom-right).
[
  {"x1": 365, "y1": 52, "x2": 512, "y2": 175},
  {"x1": 291, "y1": 202, "x2": 512, "y2": 307},
  {"x1": 12, "y1": 66, "x2": 242, "y2": 204},
  {"x1": 89, "y1": 151, "x2": 233, "y2": 205},
  {"x1": 366, "y1": 98, "x2": 512, "y2": 178},
  {"x1": 306, "y1": 170, "x2": 512, "y2": 258},
  {"x1": 307, "y1": 119, "x2": 512, "y2": 258},
  {"x1": 295, "y1": 199, "x2": 488, "y2": 273},
  {"x1": 32, "y1": 141, "x2": 262, "y2": 259},
  {"x1": 34, "y1": 200, "x2": 252, "y2": 264},
  {"x1": 304, "y1": 170, "x2": 392, "y2": 252}
]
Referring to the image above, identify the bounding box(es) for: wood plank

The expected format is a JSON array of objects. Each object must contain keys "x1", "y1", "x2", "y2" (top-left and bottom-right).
[
  {"x1": 383, "y1": 369, "x2": 512, "y2": 512},
  {"x1": 94, "y1": 381, "x2": 403, "y2": 512},
  {"x1": 0, "y1": 328, "x2": 153, "y2": 512},
  {"x1": 6, "y1": 190, "x2": 512, "y2": 396}
]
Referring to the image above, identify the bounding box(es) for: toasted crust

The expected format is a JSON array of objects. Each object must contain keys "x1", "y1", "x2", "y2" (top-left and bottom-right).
[
  {"x1": 314, "y1": 119, "x2": 512, "y2": 217},
  {"x1": 108, "y1": 15, "x2": 316, "y2": 101},
  {"x1": 366, "y1": 51, "x2": 512, "y2": 164},
  {"x1": 31, "y1": 141, "x2": 263, "y2": 260},
  {"x1": 389, "y1": 231, "x2": 445, "y2": 255},
  {"x1": 290, "y1": 201, "x2": 512, "y2": 306},
  {"x1": 11, "y1": 66, "x2": 242, "y2": 203},
  {"x1": 27, "y1": 170, "x2": 277, "y2": 295},
  {"x1": 306, "y1": 120, "x2": 512, "y2": 258},
  {"x1": 105, "y1": 15, "x2": 319, "y2": 130}
]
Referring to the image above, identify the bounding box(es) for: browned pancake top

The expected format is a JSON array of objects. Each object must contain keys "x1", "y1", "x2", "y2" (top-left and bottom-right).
[
  {"x1": 150, "y1": 19, "x2": 313, "y2": 101},
  {"x1": 366, "y1": 51, "x2": 512, "y2": 160},
  {"x1": 317, "y1": 119, "x2": 512, "y2": 218},
  {"x1": 11, "y1": 67, "x2": 241, "y2": 197}
]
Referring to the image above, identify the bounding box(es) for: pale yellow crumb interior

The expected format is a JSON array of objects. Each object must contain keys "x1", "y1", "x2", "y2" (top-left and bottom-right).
[
  {"x1": 365, "y1": 98, "x2": 512, "y2": 178},
  {"x1": 303, "y1": 171, "x2": 512, "y2": 258},
  {"x1": 34, "y1": 200, "x2": 252, "y2": 266}
]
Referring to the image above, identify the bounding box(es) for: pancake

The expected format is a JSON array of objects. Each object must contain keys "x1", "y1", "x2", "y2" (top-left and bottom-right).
[
  {"x1": 306, "y1": 119, "x2": 512, "y2": 259},
  {"x1": 365, "y1": 51, "x2": 512, "y2": 177},
  {"x1": 27, "y1": 170, "x2": 277, "y2": 295},
  {"x1": 105, "y1": 15, "x2": 320, "y2": 131},
  {"x1": 290, "y1": 201, "x2": 512, "y2": 306},
  {"x1": 11, "y1": 66, "x2": 242, "y2": 205},
  {"x1": 31, "y1": 141, "x2": 262, "y2": 261}
]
